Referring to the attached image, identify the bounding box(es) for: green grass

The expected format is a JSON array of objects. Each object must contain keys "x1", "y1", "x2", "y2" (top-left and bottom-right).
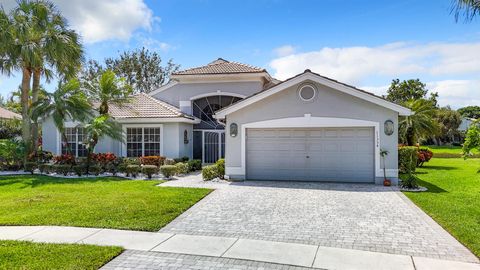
[
  {"x1": 0, "y1": 175, "x2": 212, "y2": 231},
  {"x1": 403, "y1": 158, "x2": 480, "y2": 258},
  {"x1": 0, "y1": 240, "x2": 122, "y2": 270},
  {"x1": 424, "y1": 145, "x2": 479, "y2": 158}
]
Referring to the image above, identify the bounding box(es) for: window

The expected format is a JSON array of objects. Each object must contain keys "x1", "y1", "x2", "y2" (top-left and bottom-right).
[
  {"x1": 62, "y1": 127, "x2": 87, "y2": 157},
  {"x1": 298, "y1": 84, "x2": 317, "y2": 101},
  {"x1": 126, "y1": 127, "x2": 161, "y2": 157}
]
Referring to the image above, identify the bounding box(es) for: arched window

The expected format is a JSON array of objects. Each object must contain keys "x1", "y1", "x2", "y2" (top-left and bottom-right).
[{"x1": 192, "y1": 95, "x2": 242, "y2": 130}]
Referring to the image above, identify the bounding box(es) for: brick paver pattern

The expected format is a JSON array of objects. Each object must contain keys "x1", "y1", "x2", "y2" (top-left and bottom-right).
[
  {"x1": 102, "y1": 250, "x2": 311, "y2": 270},
  {"x1": 160, "y1": 178, "x2": 477, "y2": 263}
]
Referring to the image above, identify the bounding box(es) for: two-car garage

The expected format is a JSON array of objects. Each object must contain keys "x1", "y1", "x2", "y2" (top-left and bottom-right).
[{"x1": 245, "y1": 127, "x2": 375, "y2": 182}]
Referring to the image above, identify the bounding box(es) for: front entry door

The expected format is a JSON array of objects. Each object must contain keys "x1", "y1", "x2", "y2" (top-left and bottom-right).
[{"x1": 203, "y1": 131, "x2": 225, "y2": 163}]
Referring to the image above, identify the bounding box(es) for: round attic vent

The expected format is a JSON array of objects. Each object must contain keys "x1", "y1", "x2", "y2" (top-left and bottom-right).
[{"x1": 298, "y1": 84, "x2": 317, "y2": 101}]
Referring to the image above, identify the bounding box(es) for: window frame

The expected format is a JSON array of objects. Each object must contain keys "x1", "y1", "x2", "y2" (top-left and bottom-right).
[
  {"x1": 59, "y1": 126, "x2": 87, "y2": 157},
  {"x1": 122, "y1": 124, "x2": 163, "y2": 157}
]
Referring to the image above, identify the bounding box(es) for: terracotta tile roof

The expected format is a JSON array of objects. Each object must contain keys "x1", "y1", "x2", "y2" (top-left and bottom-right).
[
  {"x1": 173, "y1": 58, "x2": 266, "y2": 75},
  {"x1": 0, "y1": 107, "x2": 21, "y2": 120},
  {"x1": 106, "y1": 93, "x2": 195, "y2": 119}
]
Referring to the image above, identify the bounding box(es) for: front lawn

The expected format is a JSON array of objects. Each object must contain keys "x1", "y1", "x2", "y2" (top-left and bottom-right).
[
  {"x1": 0, "y1": 175, "x2": 211, "y2": 231},
  {"x1": 403, "y1": 158, "x2": 480, "y2": 258},
  {"x1": 426, "y1": 145, "x2": 479, "y2": 158},
  {"x1": 0, "y1": 240, "x2": 122, "y2": 270}
]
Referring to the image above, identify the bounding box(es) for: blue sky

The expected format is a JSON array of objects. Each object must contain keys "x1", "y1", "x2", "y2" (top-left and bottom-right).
[{"x1": 1, "y1": 0, "x2": 479, "y2": 108}]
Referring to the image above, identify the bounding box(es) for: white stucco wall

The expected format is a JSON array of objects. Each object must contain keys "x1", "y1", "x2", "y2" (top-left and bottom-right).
[{"x1": 224, "y1": 80, "x2": 400, "y2": 184}]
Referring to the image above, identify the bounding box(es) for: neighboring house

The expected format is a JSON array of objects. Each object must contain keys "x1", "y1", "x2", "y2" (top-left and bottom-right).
[
  {"x1": 0, "y1": 107, "x2": 21, "y2": 120},
  {"x1": 41, "y1": 58, "x2": 411, "y2": 184}
]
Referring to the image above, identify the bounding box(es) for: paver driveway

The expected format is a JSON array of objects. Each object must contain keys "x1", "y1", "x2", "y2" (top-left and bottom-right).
[{"x1": 161, "y1": 178, "x2": 478, "y2": 263}]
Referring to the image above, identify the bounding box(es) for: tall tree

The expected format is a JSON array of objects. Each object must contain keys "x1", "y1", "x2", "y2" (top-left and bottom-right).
[
  {"x1": 0, "y1": 0, "x2": 84, "y2": 155},
  {"x1": 458, "y1": 105, "x2": 480, "y2": 119},
  {"x1": 434, "y1": 106, "x2": 462, "y2": 144},
  {"x1": 81, "y1": 47, "x2": 179, "y2": 93},
  {"x1": 399, "y1": 99, "x2": 440, "y2": 146},
  {"x1": 84, "y1": 70, "x2": 132, "y2": 115},
  {"x1": 31, "y1": 79, "x2": 92, "y2": 155},
  {"x1": 452, "y1": 0, "x2": 480, "y2": 22},
  {"x1": 385, "y1": 79, "x2": 438, "y2": 106}
]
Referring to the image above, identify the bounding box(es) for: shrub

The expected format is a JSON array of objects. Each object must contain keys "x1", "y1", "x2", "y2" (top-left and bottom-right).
[
  {"x1": 417, "y1": 147, "x2": 433, "y2": 167},
  {"x1": 187, "y1": 159, "x2": 202, "y2": 172},
  {"x1": 0, "y1": 139, "x2": 25, "y2": 170},
  {"x1": 28, "y1": 150, "x2": 54, "y2": 164},
  {"x1": 90, "y1": 165, "x2": 102, "y2": 176},
  {"x1": 174, "y1": 156, "x2": 189, "y2": 163},
  {"x1": 142, "y1": 165, "x2": 159, "y2": 179},
  {"x1": 398, "y1": 146, "x2": 418, "y2": 174},
  {"x1": 54, "y1": 164, "x2": 70, "y2": 176},
  {"x1": 140, "y1": 156, "x2": 166, "y2": 167},
  {"x1": 126, "y1": 165, "x2": 141, "y2": 177},
  {"x1": 38, "y1": 163, "x2": 51, "y2": 174},
  {"x1": 400, "y1": 173, "x2": 418, "y2": 189},
  {"x1": 174, "y1": 162, "x2": 189, "y2": 175},
  {"x1": 106, "y1": 162, "x2": 118, "y2": 176},
  {"x1": 215, "y1": 158, "x2": 225, "y2": 178},
  {"x1": 160, "y1": 165, "x2": 177, "y2": 179},
  {"x1": 24, "y1": 162, "x2": 37, "y2": 174},
  {"x1": 202, "y1": 165, "x2": 218, "y2": 181},
  {"x1": 72, "y1": 165, "x2": 87, "y2": 176},
  {"x1": 53, "y1": 154, "x2": 76, "y2": 165},
  {"x1": 164, "y1": 158, "x2": 175, "y2": 165}
]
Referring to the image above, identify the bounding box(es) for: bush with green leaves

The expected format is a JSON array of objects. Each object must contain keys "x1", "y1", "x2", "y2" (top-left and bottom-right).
[
  {"x1": 106, "y1": 162, "x2": 118, "y2": 176},
  {"x1": 215, "y1": 158, "x2": 225, "y2": 178},
  {"x1": 72, "y1": 165, "x2": 87, "y2": 176},
  {"x1": 400, "y1": 173, "x2": 418, "y2": 189},
  {"x1": 202, "y1": 165, "x2": 218, "y2": 181},
  {"x1": 24, "y1": 162, "x2": 37, "y2": 174},
  {"x1": 126, "y1": 165, "x2": 141, "y2": 177},
  {"x1": 160, "y1": 165, "x2": 177, "y2": 179},
  {"x1": 164, "y1": 158, "x2": 175, "y2": 165},
  {"x1": 54, "y1": 164, "x2": 71, "y2": 176},
  {"x1": 0, "y1": 139, "x2": 25, "y2": 170},
  {"x1": 38, "y1": 163, "x2": 51, "y2": 174},
  {"x1": 187, "y1": 159, "x2": 202, "y2": 172},
  {"x1": 90, "y1": 165, "x2": 102, "y2": 176},
  {"x1": 142, "y1": 165, "x2": 158, "y2": 179},
  {"x1": 398, "y1": 146, "x2": 418, "y2": 174},
  {"x1": 174, "y1": 162, "x2": 189, "y2": 175}
]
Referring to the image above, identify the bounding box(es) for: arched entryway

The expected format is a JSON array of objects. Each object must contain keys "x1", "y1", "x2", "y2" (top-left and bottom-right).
[{"x1": 192, "y1": 95, "x2": 242, "y2": 163}]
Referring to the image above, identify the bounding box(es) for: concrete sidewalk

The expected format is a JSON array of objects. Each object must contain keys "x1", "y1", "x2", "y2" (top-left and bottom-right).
[{"x1": 1, "y1": 226, "x2": 479, "y2": 270}]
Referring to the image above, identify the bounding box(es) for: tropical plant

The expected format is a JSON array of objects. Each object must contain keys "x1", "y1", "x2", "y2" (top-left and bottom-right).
[
  {"x1": 458, "y1": 105, "x2": 480, "y2": 119},
  {"x1": 399, "y1": 99, "x2": 439, "y2": 146},
  {"x1": 0, "y1": 0, "x2": 83, "y2": 155},
  {"x1": 434, "y1": 106, "x2": 462, "y2": 144},
  {"x1": 83, "y1": 115, "x2": 123, "y2": 172},
  {"x1": 462, "y1": 119, "x2": 480, "y2": 159},
  {"x1": 380, "y1": 149, "x2": 389, "y2": 181},
  {"x1": 84, "y1": 70, "x2": 132, "y2": 115},
  {"x1": 452, "y1": 0, "x2": 480, "y2": 22},
  {"x1": 31, "y1": 79, "x2": 92, "y2": 155},
  {"x1": 384, "y1": 79, "x2": 438, "y2": 106}
]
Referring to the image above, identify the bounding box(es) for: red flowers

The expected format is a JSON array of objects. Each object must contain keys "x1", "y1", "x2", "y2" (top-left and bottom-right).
[
  {"x1": 90, "y1": 152, "x2": 117, "y2": 163},
  {"x1": 53, "y1": 154, "x2": 75, "y2": 165},
  {"x1": 417, "y1": 148, "x2": 433, "y2": 167}
]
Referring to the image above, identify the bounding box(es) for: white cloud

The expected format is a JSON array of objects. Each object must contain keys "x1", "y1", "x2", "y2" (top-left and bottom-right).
[
  {"x1": 135, "y1": 34, "x2": 173, "y2": 52},
  {"x1": 363, "y1": 79, "x2": 480, "y2": 109},
  {"x1": 2, "y1": 0, "x2": 157, "y2": 43},
  {"x1": 269, "y1": 42, "x2": 480, "y2": 84},
  {"x1": 273, "y1": 45, "x2": 296, "y2": 57}
]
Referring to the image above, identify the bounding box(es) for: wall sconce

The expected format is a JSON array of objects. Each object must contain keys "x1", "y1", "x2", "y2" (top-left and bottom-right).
[
  {"x1": 384, "y1": 120, "x2": 394, "y2": 136},
  {"x1": 230, "y1": 123, "x2": 238, "y2": 137},
  {"x1": 184, "y1": 130, "x2": 189, "y2": 144}
]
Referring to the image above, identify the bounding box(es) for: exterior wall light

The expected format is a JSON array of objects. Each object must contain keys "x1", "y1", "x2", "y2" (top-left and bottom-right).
[
  {"x1": 230, "y1": 123, "x2": 238, "y2": 137},
  {"x1": 184, "y1": 130, "x2": 189, "y2": 144}
]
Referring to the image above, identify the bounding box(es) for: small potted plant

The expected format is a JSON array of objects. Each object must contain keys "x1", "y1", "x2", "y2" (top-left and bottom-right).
[{"x1": 380, "y1": 149, "x2": 391, "y2": 186}]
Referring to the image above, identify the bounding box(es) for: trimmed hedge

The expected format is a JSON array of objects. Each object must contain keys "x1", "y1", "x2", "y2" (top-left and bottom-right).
[
  {"x1": 54, "y1": 164, "x2": 71, "y2": 176},
  {"x1": 24, "y1": 162, "x2": 37, "y2": 174},
  {"x1": 215, "y1": 159, "x2": 225, "y2": 178},
  {"x1": 126, "y1": 165, "x2": 141, "y2": 177},
  {"x1": 202, "y1": 165, "x2": 218, "y2": 181},
  {"x1": 142, "y1": 165, "x2": 158, "y2": 179},
  {"x1": 174, "y1": 162, "x2": 189, "y2": 175},
  {"x1": 398, "y1": 146, "x2": 418, "y2": 174},
  {"x1": 72, "y1": 165, "x2": 87, "y2": 176},
  {"x1": 187, "y1": 159, "x2": 202, "y2": 171},
  {"x1": 160, "y1": 165, "x2": 177, "y2": 179}
]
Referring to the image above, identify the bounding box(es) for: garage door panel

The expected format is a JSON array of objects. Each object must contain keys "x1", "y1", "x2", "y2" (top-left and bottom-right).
[{"x1": 246, "y1": 127, "x2": 374, "y2": 182}]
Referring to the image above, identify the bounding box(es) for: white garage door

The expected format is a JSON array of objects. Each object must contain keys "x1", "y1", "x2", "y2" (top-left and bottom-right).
[{"x1": 246, "y1": 127, "x2": 375, "y2": 182}]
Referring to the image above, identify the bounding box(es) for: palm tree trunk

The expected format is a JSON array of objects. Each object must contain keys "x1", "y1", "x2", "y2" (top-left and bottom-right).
[
  {"x1": 31, "y1": 68, "x2": 41, "y2": 157},
  {"x1": 21, "y1": 67, "x2": 32, "y2": 160}
]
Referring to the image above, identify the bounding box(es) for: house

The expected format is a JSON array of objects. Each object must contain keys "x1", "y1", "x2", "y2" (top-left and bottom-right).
[
  {"x1": 41, "y1": 58, "x2": 411, "y2": 184},
  {"x1": 458, "y1": 117, "x2": 475, "y2": 132},
  {"x1": 0, "y1": 107, "x2": 21, "y2": 120}
]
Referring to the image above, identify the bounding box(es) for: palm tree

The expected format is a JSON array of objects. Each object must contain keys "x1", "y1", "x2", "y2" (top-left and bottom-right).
[
  {"x1": 399, "y1": 99, "x2": 439, "y2": 146},
  {"x1": 83, "y1": 115, "x2": 123, "y2": 172},
  {"x1": 85, "y1": 70, "x2": 132, "y2": 115},
  {"x1": 0, "y1": 0, "x2": 83, "y2": 155},
  {"x1": 31, "y1": 79, "x2": 92, "y2": 155},
  {"x1": 452, "y1": 0, "x2": 480, "y2": 22}
]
